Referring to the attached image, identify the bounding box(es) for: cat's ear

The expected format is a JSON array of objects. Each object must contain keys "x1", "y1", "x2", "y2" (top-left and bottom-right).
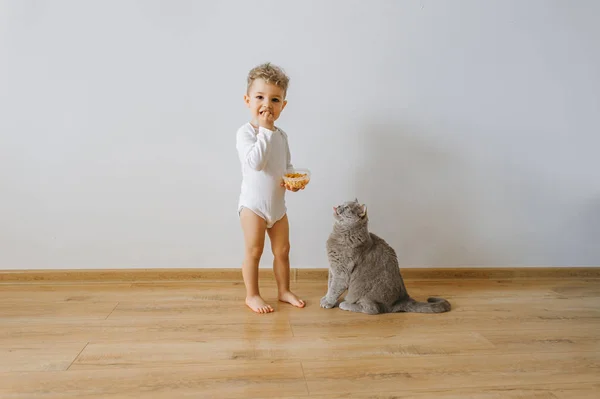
[
  {"x1": 359, "y1": 204, "x2": 367, "y2": 218},
  {"x1": 354, "y1": 198, "x2": 359, "y2": 203}
]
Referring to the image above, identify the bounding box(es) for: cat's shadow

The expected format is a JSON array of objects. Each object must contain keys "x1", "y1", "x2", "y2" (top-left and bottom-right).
[{"x1": 354, "y1": 122, "x2": 498, "y2": 268}]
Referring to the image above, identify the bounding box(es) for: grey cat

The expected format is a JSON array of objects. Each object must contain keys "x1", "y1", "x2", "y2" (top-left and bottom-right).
[{"x1": 320, "y1": 199, "x2": 451, "y2": 314}]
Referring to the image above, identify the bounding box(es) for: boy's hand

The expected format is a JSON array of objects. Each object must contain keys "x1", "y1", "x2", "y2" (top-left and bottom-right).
[
  {"x1": 281, "y1": 182, "x2": 304, "y2": 192},
  {"x1": 258, "y1": 110, "x2": 275, "y2": 130}
]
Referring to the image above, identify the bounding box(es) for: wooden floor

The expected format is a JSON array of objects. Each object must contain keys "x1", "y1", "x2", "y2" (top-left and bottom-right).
[{"x1": 1, "y1": 276, "x2": 599, "y2": 398}]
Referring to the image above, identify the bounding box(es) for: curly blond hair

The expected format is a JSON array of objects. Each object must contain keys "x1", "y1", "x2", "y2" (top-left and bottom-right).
[{"x1": 247, "y1": 62, "x2": 290, "y2": 96}]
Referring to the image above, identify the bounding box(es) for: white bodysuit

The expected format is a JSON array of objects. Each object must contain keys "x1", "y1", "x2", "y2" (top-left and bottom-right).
[{"x1": 236, "y1": 122, "x2": 294, "y2": 228}]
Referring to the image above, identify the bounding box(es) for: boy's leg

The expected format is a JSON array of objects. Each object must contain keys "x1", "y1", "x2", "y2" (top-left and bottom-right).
[
  {"x1": 267, "y1": 214, "x2": 305, "y2": 308},
  {"x1": 240, "y1": 208, "x2": 273, "y2": 313}
]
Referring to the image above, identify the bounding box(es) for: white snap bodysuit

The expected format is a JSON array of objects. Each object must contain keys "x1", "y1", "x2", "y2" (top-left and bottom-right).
[{"x1": 236, "y1": 122, "x2": 294, "y2": 228}]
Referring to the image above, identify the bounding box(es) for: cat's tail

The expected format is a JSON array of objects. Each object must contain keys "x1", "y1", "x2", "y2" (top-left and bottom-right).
[{"x1": 392, "y1": 296, "x2": 451, "y2": 313}]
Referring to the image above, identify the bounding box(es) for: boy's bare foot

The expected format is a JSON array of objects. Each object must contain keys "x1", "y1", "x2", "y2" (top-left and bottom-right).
[
  {"x1": 245, "y1": 295, "x2": 274, "y2": 314},
  {"x1": 278, "y1": 291, "x2": 306, "y2": 308}
]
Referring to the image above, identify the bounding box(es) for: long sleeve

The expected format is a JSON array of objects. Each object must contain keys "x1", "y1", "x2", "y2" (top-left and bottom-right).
[
  {"x1": 236, "y1": 126, "x2": 274, "y2": 171},
  {"x1": 280, "y1": 129, "x2": 294, "y2": 173}
]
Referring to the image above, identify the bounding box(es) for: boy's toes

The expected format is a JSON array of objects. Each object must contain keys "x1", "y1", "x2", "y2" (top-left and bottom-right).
[
  {"x1": 246, "y1": 296, "x2": 274, "y2": 314},
  {"x1": 260, "y1": 305, "x2": 273, "y2": 313}
]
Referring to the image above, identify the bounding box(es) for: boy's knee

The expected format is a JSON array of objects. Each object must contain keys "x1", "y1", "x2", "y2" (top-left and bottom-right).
[
  {"x1": 246, "y1": 246, "x2": 264, "y2": 261},
  {"x1": 272, "y1": 243, "x2": 290, "y2": 260}
]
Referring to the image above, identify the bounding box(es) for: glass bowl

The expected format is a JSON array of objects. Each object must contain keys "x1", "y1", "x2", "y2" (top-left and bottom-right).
[{"x1": 282, "y1": 168, "x2": 311, "y2": 190}]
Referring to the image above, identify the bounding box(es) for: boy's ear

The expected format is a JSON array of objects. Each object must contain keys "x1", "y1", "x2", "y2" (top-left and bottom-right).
[
  {"x1": 282, "y1": 99, "x2": 288, "y2": 110},
  {"x1": 243, "y1": 94, "x2": 251, "y2": 107}
]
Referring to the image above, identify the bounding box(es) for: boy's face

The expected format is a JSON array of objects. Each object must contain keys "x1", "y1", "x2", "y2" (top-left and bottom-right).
[{"x1": 244, "y1": 78, "x2": 287, "y2": 123}]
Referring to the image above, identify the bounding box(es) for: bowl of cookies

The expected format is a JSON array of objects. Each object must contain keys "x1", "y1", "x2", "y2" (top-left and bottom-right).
[{"x1": 282, "y1": 168, "x2": 310, "y2": 190}]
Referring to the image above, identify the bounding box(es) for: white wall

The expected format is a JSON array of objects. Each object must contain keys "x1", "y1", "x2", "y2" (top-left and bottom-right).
[{"x1": 1, "y1": 0, "x2": 599, "y2": 270}]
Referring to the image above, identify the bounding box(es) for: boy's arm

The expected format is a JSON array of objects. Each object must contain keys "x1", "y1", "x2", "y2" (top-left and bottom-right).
[
  {"x1": 236, "y1": 126, "x2": 274, "y2": 171},
  {"x1": 281, "y1": 129, "x2": 294, "y2": 173}
]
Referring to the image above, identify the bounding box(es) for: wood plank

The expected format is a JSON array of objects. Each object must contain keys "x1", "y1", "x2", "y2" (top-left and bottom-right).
[
  {"x1": 481, "y1": 329, "x2": 600, "y2": 354},
  {"x1": 443, "y1": 296, "x2": 599, "y2": 314},
  {"x1": 552, "y1": 382, "x2": 600, "y2": 398},
  {"x1": 256, "y1": 386, "x2": 563, "y2": 398},
  {"x1": 302, "y1": 352, "x2": 600, "y2": 395},
  {"x1": 0, "y1": 282, "x2": 247, "y2": 303},
  {"x1": 0, "y1": 301, "x2": 119, "y2": 321},
  {"x1": 0, "y1": 363, "x2": 308, "y2": 398},
  {"x1": 550, "y1": 282, "x2": 600, "y2": 298},
  {"x1": 0, "y1": 319, "x2": 293, "y2": 344},
  {"x1": 0, "y1": 343, "x2": 87, "y2": 372},
  {"x1": 290, "y1": 315, "x2": 600, "y2": 337},
  {"x1": 69, "y1": 331, "x2": 494, "y2": 369},
  {"x1": 286, "y1": 307, "x2": 598, "y2": 329},
  {"x1": 254, "y1": 382, "x2": 600, "y2": 399},
  {"x1": 395, "y1": 279, "x2": 598, "y2": 298},
  {"x1": 0, "y1": 284, "x2": 133, "y2": 303}
]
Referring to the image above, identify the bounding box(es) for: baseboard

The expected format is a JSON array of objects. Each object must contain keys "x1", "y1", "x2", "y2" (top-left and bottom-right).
[{"x1": 0, "y1": 267, "x2": 599, "y2": 283}]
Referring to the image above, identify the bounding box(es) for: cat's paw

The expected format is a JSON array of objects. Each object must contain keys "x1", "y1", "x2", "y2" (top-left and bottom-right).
[
  {"x1": 320, "y1": 296, "x2": 336, "y2": 309},
  {"x1": 338, "y1": 301, "x2": 355, "y2": 312}
]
